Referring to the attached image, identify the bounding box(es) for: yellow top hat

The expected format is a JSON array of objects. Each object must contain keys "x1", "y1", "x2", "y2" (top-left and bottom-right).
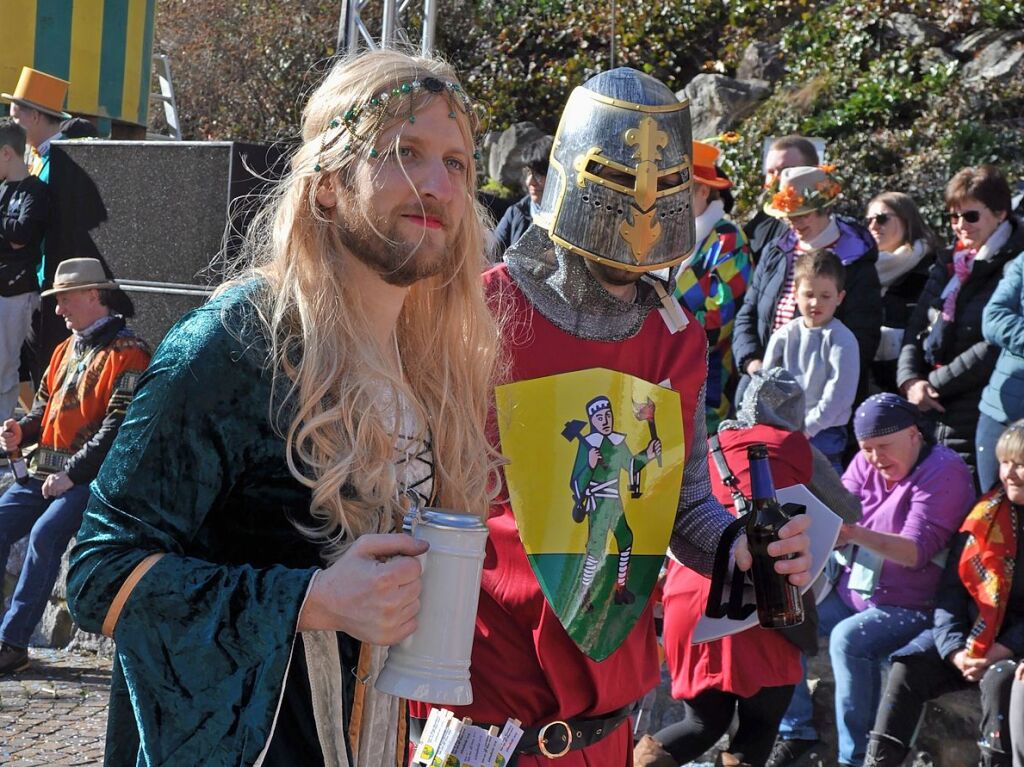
[{"x1": 1, "y1": 67, "x2": 71, "y2": 120}]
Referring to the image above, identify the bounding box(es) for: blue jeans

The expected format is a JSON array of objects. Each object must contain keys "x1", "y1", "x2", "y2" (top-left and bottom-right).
[
  {"x1": 0, "y1": 479, "x2": 91, "y2": 648},
  {"x1": 810, "y1": 426, "x2": 848, "y2": 474},
  {"x1": 975, "y1": 411, "x2": 1006, "y2": 494},
  {"x1": 777, "y1": 590, "x2": 930, "y2": 766}
]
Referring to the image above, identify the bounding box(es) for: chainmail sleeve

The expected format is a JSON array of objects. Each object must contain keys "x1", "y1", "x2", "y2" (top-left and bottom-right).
[
  {"x1": 668, "y1": 378, "x2": 734, "y2": 576},
  {"x1": 807, "y1": 444, "x2": 862, "y2": 523}
]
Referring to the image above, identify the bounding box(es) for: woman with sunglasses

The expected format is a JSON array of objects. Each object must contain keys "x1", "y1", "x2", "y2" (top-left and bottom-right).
[
  {"x1": 898, "y1": 165, "x2": 1024, "y2": 485},
  {"x1": 865, "y1": 193, "x2": 938, "y2": 393}
]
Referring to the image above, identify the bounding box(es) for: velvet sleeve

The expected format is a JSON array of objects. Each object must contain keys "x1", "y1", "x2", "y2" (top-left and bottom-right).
[{"x1": 67, "y1": 300, "x2": 319, "y2": 766}]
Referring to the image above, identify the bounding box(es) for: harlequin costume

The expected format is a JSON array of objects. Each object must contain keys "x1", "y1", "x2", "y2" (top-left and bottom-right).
[
  {"x1": 410, "y1": 68, "x2": 737, "y2": 765},
  {"x1": 675, "y1": 215, "x2": 751, "y2": 432},
  {"x1": 674, "y1": 140, "x2": 751, "y2": 432}
]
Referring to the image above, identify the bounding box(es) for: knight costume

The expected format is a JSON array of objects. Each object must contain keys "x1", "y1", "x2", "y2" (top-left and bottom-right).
[{"x1": 410, "y1": 68, "x2": 736, "y2": 765}]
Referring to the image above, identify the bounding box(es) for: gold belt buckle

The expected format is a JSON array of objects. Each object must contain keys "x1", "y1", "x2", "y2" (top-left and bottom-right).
[{"x1": 537, "y1": 720, "x2": 573, "y2": 758}]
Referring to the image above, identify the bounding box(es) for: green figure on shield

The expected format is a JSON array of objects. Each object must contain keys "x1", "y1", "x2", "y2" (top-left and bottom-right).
[{"x1": 569, "y1": 396, "x2": 661, "y2": 607}]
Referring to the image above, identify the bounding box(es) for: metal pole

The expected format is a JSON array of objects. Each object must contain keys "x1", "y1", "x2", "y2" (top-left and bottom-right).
[
  {"x1": 382, "y1": 0, "x2": 397, "y2": 47},
  {"x1": 609, "y1": 0, "x2": 616, "y2": 69},
  {"x1": 347, "y1": 0, "x2": 360, "y2": 54},
  {"x1": 421, "y1": 0, "x2": 436, "y2": 56},
  {"x1": 336, "y1": 0, "x2": 348, "y2": 52}
]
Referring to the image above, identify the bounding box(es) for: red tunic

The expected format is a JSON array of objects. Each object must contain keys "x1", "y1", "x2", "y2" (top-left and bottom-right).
[
  {"x1": 661, "y1": 424, "x2": 805, "y2": 700},
  {"x1": 411, "y1": 264, "x2": 710, "y2": 765}
]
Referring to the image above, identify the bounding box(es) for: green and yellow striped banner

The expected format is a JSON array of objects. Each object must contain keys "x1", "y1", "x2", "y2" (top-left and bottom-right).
[{"x1": 0, "y1": 0, "x2": 156, "y2": 127}]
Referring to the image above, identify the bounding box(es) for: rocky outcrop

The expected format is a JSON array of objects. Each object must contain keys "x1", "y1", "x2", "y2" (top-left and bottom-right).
[
  {"x1": 961, "y1": 29, "x2": 1024, "y2": 82},
  {"x1": 883, "y1": 13, "x2": 945, "y2": 47},
  {"x1": 737, "y1": 42, "x2": 785, "y2": 84},
  {"x1": 681, "y1": 74, "x2": 771, "y2": 142},
  {"x1": 486, "y1": 121, "x2": 546, "y2": 189}
]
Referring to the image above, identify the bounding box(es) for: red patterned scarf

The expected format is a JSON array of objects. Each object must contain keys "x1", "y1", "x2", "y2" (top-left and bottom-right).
[{"x1": 958, "y1": 489, "x2": 1017, "y2": 658}]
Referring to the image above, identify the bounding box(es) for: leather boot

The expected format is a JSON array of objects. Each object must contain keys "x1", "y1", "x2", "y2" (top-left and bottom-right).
[
  {"x1": 715, "y1": 751, "x2": 752, "y2": 767},
  {"x1": 632, "y1": 734, "x2": 677, "y2": 767},
  {"x1": 863, "y1": 732, "x2": 909, "y2": 766}
]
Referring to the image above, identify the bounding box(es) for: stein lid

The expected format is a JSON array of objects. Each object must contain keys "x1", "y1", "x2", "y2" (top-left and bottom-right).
[{"x1": 403, "y1": 508, "x2": 487, "y2": 532}]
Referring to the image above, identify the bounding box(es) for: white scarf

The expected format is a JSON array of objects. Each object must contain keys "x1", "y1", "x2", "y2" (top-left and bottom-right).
[
  {"x1": 972, "y1": 219, "x2": 1013, "y2": 263},
  {"x1": 876, "y1": 239, "x2": 929, "y2": 294},
  {"x1": 694, "y1": 199, "x2": 726, "y2": 250},
  {"x1": 797, "y1": 215, "x2": 841, "y2": 252}
]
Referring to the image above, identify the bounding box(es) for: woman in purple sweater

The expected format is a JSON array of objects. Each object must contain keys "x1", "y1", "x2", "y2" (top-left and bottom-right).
[{"x1": 770, "y1": 394, "x2": 974, "y2": 767}]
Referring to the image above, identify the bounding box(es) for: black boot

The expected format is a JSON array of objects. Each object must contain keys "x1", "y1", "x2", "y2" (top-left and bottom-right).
[
  {"x1": 863, "y1": 733, "x2": 909, "y2": 766},
  {"x1": 0, "y1": 642, "x2": 30, "y2": 675}
]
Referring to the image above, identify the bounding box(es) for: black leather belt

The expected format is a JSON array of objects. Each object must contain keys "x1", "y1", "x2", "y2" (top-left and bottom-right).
[{"x1": 409, "y1": 702, "x2": 637, "y2": 762}]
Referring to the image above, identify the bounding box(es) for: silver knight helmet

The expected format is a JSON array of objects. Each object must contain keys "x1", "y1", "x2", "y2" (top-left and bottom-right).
[{"x1": 536, "y1": 68, "x2": 695, "y2": 273}]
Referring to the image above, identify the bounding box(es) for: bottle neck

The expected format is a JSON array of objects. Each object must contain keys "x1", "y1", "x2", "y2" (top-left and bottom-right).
[{"x1": 749, "y1": 456, "x2": 776, "y2": 501}]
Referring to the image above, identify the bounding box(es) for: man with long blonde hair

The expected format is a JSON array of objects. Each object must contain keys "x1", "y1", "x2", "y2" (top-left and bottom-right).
[{"x1": 65, "y1": 50, "x2": 501, "y2": 766}]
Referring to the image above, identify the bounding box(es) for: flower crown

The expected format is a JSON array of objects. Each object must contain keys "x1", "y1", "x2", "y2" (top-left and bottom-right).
[
  {"x1": 314, "y1": 76, "x2": 479, "y2": 172},
  {"x1": 764, "y1": 163, "x2": 842, "y2": 214}
]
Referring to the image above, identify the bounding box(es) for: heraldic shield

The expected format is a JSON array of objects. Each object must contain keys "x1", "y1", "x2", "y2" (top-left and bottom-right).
[{"x1": 495, "y1": 368, "x2": 685, "y2": 661}]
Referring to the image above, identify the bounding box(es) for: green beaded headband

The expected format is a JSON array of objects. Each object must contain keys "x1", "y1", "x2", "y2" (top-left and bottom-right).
[{"x1": 314, "y1": 76, "x2": 480, "y2": 173}]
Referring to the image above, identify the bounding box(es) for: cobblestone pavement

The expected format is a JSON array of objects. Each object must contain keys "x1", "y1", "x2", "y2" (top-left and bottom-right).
[{"x1": 0, "y1": 648, "x2": 111, "y2": 766}]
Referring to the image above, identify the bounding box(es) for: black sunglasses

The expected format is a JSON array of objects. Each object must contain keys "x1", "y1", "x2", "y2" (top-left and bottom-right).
[
  {"x1": 865, "y1": 213, "x2": 891, "y2": 226},
  {"x1": 948, "y1": 210, "x2": 983, "y2": 224}
]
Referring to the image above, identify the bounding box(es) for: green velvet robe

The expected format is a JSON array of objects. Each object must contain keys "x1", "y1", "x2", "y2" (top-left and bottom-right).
[{"x1": 67, "y1": 285, "x2": 361, "y2": 766}]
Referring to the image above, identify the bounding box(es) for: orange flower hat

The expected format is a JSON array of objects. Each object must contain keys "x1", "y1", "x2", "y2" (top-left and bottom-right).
[{"x1": 763, "y1": 165, "x2": 842, "y2": 219}]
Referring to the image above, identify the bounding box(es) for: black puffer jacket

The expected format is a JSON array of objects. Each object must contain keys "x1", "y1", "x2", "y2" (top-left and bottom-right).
[{"x1": 897, "y1": 219, "x2": 1024, "y2": 471}]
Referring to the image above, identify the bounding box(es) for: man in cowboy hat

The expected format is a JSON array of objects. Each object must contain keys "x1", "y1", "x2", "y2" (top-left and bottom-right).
[{"x1": 0, "y1": 257, "x2": 149, "y2": 675}]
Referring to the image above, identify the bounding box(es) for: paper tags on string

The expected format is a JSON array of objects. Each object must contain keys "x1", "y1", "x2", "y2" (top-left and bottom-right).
[
  {"x1": 651, "y1": 280, "x2": 689, "y2": 335},
  {"x1": 412, "y1": 708, "x2": 524, "y2": 767}
]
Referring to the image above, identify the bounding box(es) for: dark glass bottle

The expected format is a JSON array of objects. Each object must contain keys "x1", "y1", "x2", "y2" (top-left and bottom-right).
[
  {"x1": 7, "y1": 448, "x2": 30, "y2": 486},
  {"x1": 746, "y1": 443, "x2": 804, "y2": 629}
]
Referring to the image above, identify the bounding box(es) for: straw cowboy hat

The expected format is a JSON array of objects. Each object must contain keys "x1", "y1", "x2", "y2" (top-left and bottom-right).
[
  {"x1": 763, "y1": 164, "x2": 842, "y2": 219},
  {"x1": 1, "y1": 67, "x2": 71, "y2": 120},
  {"x1": 41, "y1": 258, "x2": 118, "y2": 297},
  {"x1": 692, "y1": 140, "x2": 732, "y2": 190}
]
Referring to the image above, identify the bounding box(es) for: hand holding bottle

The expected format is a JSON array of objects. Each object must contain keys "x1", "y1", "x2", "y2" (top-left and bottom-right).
[{"x1": 1, "y1": 419, "x2": 22, "y2": 452}]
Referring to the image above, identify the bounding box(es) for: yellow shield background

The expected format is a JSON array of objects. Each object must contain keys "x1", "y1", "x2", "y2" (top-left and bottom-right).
[{"x1": 495, "y1": 367, "x2": 685, "y2": 659}]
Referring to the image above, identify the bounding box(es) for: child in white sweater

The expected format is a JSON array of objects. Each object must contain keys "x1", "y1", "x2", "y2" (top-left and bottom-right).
[{"x1": 763, "y1": 250, "x2": 860, "y2": 470}]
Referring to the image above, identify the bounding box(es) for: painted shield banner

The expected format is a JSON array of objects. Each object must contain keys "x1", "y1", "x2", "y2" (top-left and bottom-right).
[{"x1": 495, "y1": 368, "x2": 685, "y2": 661}]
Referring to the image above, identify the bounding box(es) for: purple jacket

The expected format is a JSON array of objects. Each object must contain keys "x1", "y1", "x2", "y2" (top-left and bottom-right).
[{"x1": 839, "y1": 443, "x2": 973, "y2": 612}]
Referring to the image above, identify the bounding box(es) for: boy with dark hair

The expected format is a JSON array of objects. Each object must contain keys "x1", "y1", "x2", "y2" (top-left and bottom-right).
[
  {"x1": 763, "y1": 249, "x2": 859, "y2": 470},
  {"x1": 0, "y1": 117, "x2": 49, "y2": 422}
]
